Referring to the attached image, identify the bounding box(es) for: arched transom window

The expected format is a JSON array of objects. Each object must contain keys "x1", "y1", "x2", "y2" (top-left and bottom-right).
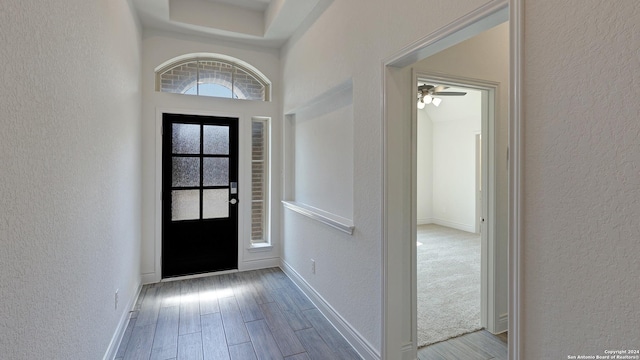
[{"x1": 156, "y1": 55, "x2": 271, "y2": 101}]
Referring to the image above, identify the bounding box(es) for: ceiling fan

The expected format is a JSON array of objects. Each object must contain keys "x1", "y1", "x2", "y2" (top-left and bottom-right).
[{"x1": 417, "y1": 84, "x2": 467, "y2": 108}]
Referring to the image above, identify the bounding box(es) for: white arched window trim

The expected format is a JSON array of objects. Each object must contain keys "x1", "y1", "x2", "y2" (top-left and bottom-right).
[{"x1": 155, "y1": 53, "x2": 271, "y2": 101}]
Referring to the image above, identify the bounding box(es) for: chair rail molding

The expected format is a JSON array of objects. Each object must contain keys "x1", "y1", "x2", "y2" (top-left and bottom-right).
[{"x1": 282, "y1": 201, "x2": 354, "y2": 235}]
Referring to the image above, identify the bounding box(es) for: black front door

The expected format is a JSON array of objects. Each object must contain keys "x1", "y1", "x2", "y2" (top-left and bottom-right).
[{"x1": 162, "y1": 113, "x2": 239, "y2": 278}]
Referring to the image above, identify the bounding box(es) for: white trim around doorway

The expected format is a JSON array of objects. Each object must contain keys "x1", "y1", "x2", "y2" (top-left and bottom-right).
[
  {"x1": 381, "y1": 0, "x2": 522, "y2": 359},
  {"x1": 145, "y1": 107, "x2": 249, "y2": 284}
]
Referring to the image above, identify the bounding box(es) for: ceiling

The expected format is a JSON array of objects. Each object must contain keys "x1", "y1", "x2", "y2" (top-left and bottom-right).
[
  {"x1": 132, "y1": 0, "x2": 327, "y2": 47},
  {"x1": 419, "y1": 84, "x2": 482, "y2": 123}
]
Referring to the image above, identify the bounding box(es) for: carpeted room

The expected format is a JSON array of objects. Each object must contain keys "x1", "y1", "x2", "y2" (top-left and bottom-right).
[{"x1": 417, "y1": 224, "x2": 482, "y2": 347}]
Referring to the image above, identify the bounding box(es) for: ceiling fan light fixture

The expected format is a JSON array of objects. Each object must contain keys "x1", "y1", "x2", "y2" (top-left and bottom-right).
[
  {"x1": 432, "y1": 97, "x2": 442, "y2": 107},
  {"x1": 423, "y1": 94, "x2": 433, "y2": 104},
  {"x1": 417, "y1": 98, "x2": 426, "y2": 109}
]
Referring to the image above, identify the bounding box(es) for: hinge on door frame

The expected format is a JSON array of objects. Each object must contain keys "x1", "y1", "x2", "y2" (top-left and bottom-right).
[{"x1": 506, "y1": 146, "x2": 509, "y2": 168}]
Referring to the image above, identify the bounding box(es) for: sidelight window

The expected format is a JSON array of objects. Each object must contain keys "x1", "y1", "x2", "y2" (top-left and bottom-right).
[{"x1": 251, "y1": 118, "x2": 270, "y2": 246}]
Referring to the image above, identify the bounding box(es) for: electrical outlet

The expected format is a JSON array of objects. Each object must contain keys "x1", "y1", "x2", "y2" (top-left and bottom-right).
[
  {"x1": 311, "y1": 259, "x2": 316, "y2": 274},
  {"x1": 115, "y1": 289, "x2": 119, "y2": 310}
]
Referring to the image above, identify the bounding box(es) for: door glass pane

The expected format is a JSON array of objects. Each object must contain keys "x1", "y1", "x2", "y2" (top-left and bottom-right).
[
  {"x1": 172, "y1": 123, "x2": 200, "y2": 154},
  {"x1": 172, "y1": 190, "x2": 200, "y2": 221},
  {"x1": 204, "y1": 125, "x2": 229, "y2": 155},
  {"x1": 203, "y1": 158, "x2": 229, "y2": 186},
  {"x1": 203, "y1": 189, "x2": 228, "y2": 219},
  {"x1": 172, "y1": 157, "x2": 200, "y2": 187}
]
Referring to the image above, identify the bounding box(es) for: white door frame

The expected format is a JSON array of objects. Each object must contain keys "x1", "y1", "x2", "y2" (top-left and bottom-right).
[
  {"x1": 414, "y1": 73, "x2": 500, "y2": 335},
  {"x1": 476, "y1": 133, "x2": 482, "y2": 235},
  {"x1": 151, "y1": 107, "x2": 248, "y2": 284},
  {"x1": 381, "y1": 0, "x2": 523, "y2": 359}
]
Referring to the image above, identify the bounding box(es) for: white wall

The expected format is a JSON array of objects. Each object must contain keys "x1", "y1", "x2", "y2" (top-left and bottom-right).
[
  {"x1": 292, "y1": 82, "x2": 354, "y2": 220},
  {"x1": 416, "y1": 109, "x2": 434, "y2": 224},
  {"x1": 0, "y1": 0, "x2": 142, "y2": 358},
  {"x1": 140, "y1": 30, "x2": 282, "y2": 282},
  {"x1": 418, "y1": 90, "x2": 481, "y2": 232},
  {"x1": 523, "y1": 1, "x2": 640, "y2": 357}
]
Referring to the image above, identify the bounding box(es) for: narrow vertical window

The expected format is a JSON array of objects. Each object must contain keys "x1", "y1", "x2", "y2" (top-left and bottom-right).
[{"x1": 251, "y1": 118, "x2": 270, "y2": 246}]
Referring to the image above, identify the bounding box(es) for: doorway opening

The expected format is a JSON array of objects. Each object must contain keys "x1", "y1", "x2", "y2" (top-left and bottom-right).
[
  {"x1": 413, "y1": 23, "x2": 509, "y2": 356},
  {"x1": 415, "y1": 78, "x2": 492, "y2": 348},
  {"x1": 381, "y1": 1, "x2": 522, "y2": 359}
]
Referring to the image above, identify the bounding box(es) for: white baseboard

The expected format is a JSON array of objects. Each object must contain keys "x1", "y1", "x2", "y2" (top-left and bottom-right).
[
  {"x1": 431, "y1": 218, "x2": 476, "y2": 233},
  {"x1": 401, "y1": 342, "x2": 416, "y2": 360},
  {"x1": 141, "y1": 258, "x2": 280, "y2": 285},
  {"x1": 417, "y1": 218, "x2": 433, "y2": 225},
  {"x1": 103, "y1": 282, "x2": 142, "y2": 360},
  {"x1": 495, "y1": 313, "x2": 508, "y2": 334},
  {"x1": 141, "y1": 272, "x2": 157, "y2": 285},
  {"x1": 280, "y1": 260, "x2": 380, "y2": 360},
  {"x1": 160, "y1": 269, "x2": 240, "y2": 283},
  {"x1": 240, "y1": 257, "x2": 280, "y2": 271}
]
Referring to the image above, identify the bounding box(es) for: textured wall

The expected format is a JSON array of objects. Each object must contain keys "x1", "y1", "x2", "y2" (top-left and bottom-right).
[
  {"x1": 0, "y1": 0, "x2": 142, "y2": 358},
  {"x1": 523, "y1": 1, "x2": 640, "y2": 357}
]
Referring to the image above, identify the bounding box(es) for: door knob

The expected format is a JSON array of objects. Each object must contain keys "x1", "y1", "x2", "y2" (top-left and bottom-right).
[{"x1": 229, "y1": 198, "x2": 237, "y2": 205}]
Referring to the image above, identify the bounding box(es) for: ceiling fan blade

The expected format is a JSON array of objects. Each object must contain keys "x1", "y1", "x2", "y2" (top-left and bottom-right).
[
  {"x1": 434, "y1": 91, "x2": 467, "y2": 96},
  {"x1": 432, "y1": 85, "x2": 447, "y2": 93}
]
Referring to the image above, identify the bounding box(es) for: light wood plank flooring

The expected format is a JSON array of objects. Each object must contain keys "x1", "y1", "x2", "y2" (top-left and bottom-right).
[
  {"x1": 417, "y1": 330, "x2": 508, "y2": 360},
  {"x1": 116, "y1": 268, "x2": 362, "y2": 360}
]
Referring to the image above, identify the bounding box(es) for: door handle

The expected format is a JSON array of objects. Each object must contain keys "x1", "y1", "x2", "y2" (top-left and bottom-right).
[{"x1": 229, "y1": 198, "x2": 238, "y2": 205}]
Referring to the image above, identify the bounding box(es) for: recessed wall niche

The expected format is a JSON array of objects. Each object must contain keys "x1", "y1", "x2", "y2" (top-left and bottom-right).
[{"x1": 283, "y1": 79, "x2": 354, "y2": 233}]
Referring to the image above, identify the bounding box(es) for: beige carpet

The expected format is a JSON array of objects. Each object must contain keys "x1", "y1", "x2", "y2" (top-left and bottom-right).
[{"x1": 417, "y1": 224, "x2": 482, "y2": 348}]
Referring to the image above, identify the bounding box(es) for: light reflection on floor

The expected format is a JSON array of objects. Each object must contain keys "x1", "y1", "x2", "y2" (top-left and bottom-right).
[{"x1": 163, "y1": 287, "x2": 234, "y2": 306}]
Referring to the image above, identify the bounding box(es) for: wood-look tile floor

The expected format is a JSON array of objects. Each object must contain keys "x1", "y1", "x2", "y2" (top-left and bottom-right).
[
  {"x1": 115, "y1": 268, "x2": 362, "y2": 360},
  {"x1": 417, "y1": 330, "x2": 508, "y2": 360}
]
